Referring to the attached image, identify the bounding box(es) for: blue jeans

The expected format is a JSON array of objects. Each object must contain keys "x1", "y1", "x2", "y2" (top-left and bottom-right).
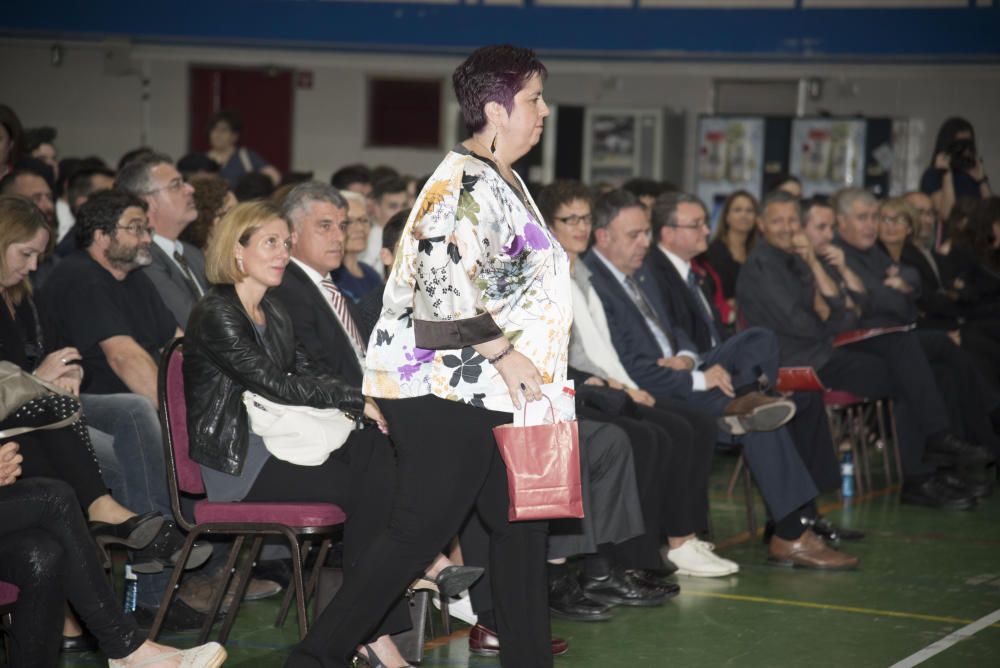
[{"x1": 81, "y1": 392, "x2": 172, "y2": 608}]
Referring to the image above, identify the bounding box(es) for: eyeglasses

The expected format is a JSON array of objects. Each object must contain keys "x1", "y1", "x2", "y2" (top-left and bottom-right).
[
  {"x1": 116, "y1": 223, "x2": 153, "y2": 237},
  {"x1": 553, "y1": 214, "x2": 592, "y2": 227},
  {"x1": 879, "y1": 214, "x2": 909, "y2": 226},
  {"x1": 147, "y1": 177, "x2": 187, "y2": 195}
]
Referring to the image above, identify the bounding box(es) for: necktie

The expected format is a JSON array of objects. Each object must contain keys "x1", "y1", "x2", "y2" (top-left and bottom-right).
[
  {"x1": 172, "y1": 250, "x2": 204, "y2": 298},
  {"x1": 320, "y1": 278, "x2": 367, "y2": 356},
  {"x1": 687, "y1": 269, "x2": 720, "y2": 346},
  {"x1": 624, "y1": 275, "x2": 677, "y2": 353}
]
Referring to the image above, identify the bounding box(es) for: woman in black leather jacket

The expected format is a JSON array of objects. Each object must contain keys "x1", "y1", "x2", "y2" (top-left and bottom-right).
[{"x1": 183, "y1": 200, "x2": 418, "y2": 664}]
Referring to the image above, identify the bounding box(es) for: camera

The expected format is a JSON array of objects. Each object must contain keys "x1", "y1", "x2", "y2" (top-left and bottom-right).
[{"x1": 947, "y1": 138, "x2": 977, "y2": 172}]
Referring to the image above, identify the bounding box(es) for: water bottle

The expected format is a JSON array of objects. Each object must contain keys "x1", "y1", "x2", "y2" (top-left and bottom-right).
[
  {"x1": 840, "y1": 452, "x2": 855, "y2": 499},
  {"x1": 123, "y1": 564, "x2": 138, "y2": 614}
]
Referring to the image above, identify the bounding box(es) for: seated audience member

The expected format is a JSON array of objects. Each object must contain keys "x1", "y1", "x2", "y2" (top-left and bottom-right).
[
  {"x1": 177, "y1": 152, "x2": 222, "y2": 180},
  {"x1": 622, "y1": 177, "x2": 671, "y2": 222},
  {"x1": 586, "y1": 189, "x2": 857, "y2": 569},
  {"x1": 180, "y1": 175, "x2": 237, "y2": 251},
  {"x1": 878, "y1": 197, "x2": 1000, "y2": 382},
  {"x1": 969, "y1": 196, "x2": 1000, "y2": 317},
  {"x1": 647, "y1": 191, "x2": 854, "y2": 540},
  {"x1": 360, "y1": 176, "x2": 409, "y2": 268},
  {"x1": 0, "y1": 473, "x2": 226, "y2": 668},
  {"x1": 117, "y1": 147, "x2": 155, "y2": 171},
  {"x1": 0, "y1": 104, "x2": 25, "y2": 179},
  {"x1": 539, "y1": 180, "x2": 736, "y2": 575},
  {"x1": 703, "y1": 190, "x2": 757, "y2": 323},
  {"x1": 738, "y1": 191, "x2": 984, "y2": 509},
  {"x1": 116, "y1": 152, "x2": 207, "y2": 329},
  {"x1": 186, "y1": 198, "x2": 468, "y2": 668},
  {"x1": 234, "y1": 171, "x2": 275, "y2": 202},
  {"x1": 331, "y1": 189, "x2": 383, "y2": 302},
  {"x1": 0, "y1": 165, "x2": 55, "y2": 226},
  {"x1": 920, "y1": 117, "x2": 991, "y2": 221},
  {"x1": 205, "y1": 110, "x2": 281, "y2": 187},
  {"x1": 24, "y1": 126, "x2": 59, "y2": 183},
  {"x1": 832, "y1": 187, "x2": 1000, "y2": 461},
  {"x1": 356, "y1": 209, "x2": 409, "y2": 338},
  {"x1": 38, "y1": 190, "x2": 213, "y2": 628},
  {"x1": 54, "y1": 163, "x2": 116, "y2": 256},
  {"x1": 330, "y1": 163, "x2": 373, "y2": 200},
  {"x1": 767, "y1": 173, "x2": 802, "y2": 199}
]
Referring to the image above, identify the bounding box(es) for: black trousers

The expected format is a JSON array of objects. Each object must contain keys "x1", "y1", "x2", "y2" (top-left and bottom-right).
[
  {"x1": 243, "y1": 428, "x2": 411, "y2": 640},
  {"x1": 0, "y1": 478, "x2": 143, "y2": 667},
  {"x1": 11, "y1": 425, "x2": 108, "y2": 511},
  {"x1": 786, "y1": 392, "x2": 840, "y2": 494},
  {"x1": 287, "y1": 395, "x2": 551, "y2": 668}
]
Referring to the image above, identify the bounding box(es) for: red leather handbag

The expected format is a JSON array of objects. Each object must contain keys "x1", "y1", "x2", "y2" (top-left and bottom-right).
[{"x1": 492, "y1": 397, "x2": 584, "y2": 522}]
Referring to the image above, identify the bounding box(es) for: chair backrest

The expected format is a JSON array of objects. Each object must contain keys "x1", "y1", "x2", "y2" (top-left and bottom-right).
[
  {"x1": 159, "y1": 338, "x2": 206, "y2": 497},
  {"x1": 776, "y1": 366, "x2": 827, "y2": 393},
  {"x1": 0, "y1": 581, "x2": 18, "y2": 607}
]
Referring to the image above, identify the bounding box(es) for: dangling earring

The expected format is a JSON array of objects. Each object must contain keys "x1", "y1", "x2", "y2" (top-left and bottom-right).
[
  {"x1": 490, "y1": 130, "x2": 498, "y2": 161},
  {"x1": 236, "y1": 256, "x2": 245, "y2": 272}
]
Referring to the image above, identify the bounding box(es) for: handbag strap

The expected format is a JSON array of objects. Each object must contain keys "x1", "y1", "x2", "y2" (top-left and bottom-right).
[{"x1": 0, "y1": 410, "x2": 81, "y2": 440}]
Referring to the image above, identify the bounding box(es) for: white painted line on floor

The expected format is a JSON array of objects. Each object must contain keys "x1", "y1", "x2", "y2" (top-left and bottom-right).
[{"x1": 889, "y1": 607, "x2": 1000, "y2": 668}]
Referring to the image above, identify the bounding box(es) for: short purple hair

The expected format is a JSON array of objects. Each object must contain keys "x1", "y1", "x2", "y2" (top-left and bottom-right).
[{"x1": 452, "y1": 44, "x2": 547, "y2": 135}]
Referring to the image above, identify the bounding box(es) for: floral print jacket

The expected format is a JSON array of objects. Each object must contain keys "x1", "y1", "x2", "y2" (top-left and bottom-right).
[{"x1": 362, "y1": 146, "x2": 572, "y2": 413}]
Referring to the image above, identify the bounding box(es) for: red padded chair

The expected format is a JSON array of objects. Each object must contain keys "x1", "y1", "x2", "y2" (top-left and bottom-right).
[
  {"x1": 150, "y1": 338, "x2": 346, "y2": 644},
  {"x1": 0, "y1": 581, "x2": 17, "y2": 663}
]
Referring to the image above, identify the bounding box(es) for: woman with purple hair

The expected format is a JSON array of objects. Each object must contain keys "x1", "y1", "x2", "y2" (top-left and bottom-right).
[{"x1": 288, "y1": 45, "x2": 567, "y2": 668}]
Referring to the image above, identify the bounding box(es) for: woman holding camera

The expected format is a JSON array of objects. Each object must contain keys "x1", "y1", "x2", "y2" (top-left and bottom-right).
[{"x1": 921, "y1": 117, "x2": 992, "y2": 221}]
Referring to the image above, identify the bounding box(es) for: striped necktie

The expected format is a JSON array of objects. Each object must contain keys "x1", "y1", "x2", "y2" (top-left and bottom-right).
[
  {"x1": 319, "y1": 278, "x2": 366, "y2": 355},
  {"x1": 687, "y1": 268, "x2": 720, "y2": 347},
  {"x1": 172, "y1": 250, "x2": 204, "y2": 298}
]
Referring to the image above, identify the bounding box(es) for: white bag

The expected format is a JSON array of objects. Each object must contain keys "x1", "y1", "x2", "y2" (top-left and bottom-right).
[{"x1": 242, "y1": 391, "x2": 356, "y2": 466}]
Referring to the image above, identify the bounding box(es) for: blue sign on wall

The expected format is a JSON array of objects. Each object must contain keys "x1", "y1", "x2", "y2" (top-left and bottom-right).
[{"x1": 3, "y1": 1, "x2": 999, "y2": 61}]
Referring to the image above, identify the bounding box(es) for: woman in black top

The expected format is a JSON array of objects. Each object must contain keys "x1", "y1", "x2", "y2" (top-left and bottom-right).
[
  {"x1": 920, "y1": 117, "x2": 992, "y2": 222},
  {"x1": 703, "y1": 190, "x2": 758, "y2": 323}
]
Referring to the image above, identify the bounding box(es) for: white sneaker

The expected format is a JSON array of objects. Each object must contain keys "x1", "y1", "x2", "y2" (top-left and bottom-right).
[
  {"x1": 666, "y1": 540, "x2": 738, "y2": 577},
  {"x1": 431, "y1": 589, "x2": 477, "y2": 625},
  {"x1": 109, "y1": 641, "x2": 227, "y2": 668},
  {"x1": 692, "y1": 539, "x2": 739, "y2": 575}
]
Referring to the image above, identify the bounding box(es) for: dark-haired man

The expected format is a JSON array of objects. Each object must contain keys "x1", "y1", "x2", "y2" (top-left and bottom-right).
[
  {"x1": 587, "y1": 189, "x2": 857, "y2": 569},
  {"x1": 54, "y1": 164, "x2": 116, "y2": 256},
  {"x1": 361, "y1": 176, "x2": 409, "y2": 268},
  {"x1": 0, "y1": 166, "x2": 55, "y2": 225},
  {"x1": 116, "y1": 152, "x2": 206, "y2": 329},
  {"x1": 39, "y1": 190, "x2": 213, "y2": 628},
  {"x1": 738, "y1": 191, "x2": 982, "y2": 510}
]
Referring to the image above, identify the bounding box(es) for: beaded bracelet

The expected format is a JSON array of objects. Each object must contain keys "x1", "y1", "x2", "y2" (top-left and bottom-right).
[{"x1": 487, "y1": 344, "x2": 515, "y2": 365}]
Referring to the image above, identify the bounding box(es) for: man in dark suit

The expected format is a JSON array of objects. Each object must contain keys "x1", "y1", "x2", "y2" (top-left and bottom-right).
[
  {"x1": 585, "y1": 189, "x2": 857, "y2": 570},
  {"x1": 272, "y1": 182, "x2": 366, "y2": 384},
  {"x1": 115, "y1": 152, "x2": 207, "y2": 329},
  {"x1": 646, "y1": 190, "x2": 864, "y2": 538}
]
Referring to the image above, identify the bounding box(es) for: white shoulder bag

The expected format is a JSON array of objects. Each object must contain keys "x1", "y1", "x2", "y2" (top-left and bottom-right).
[{"x1": 242, "y1": 391, "x2": 356, "y2": 466}]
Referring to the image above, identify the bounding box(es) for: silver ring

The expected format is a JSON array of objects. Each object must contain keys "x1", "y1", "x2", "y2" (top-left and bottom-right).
[{"x1": 60, "y1": 358, "x2": 67, "y2": 365}]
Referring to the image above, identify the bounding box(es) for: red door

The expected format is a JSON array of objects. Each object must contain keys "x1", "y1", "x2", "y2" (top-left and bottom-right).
[{"x1": 189, "y1": 66, "x2": 294, "y2": 173}]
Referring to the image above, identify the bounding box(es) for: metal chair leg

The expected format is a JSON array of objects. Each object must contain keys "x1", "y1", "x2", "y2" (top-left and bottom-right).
[
  {"x1": 276, "y1": 538, "x2": 311, "y2": 629},
  {"x1": 741, "y1": 457, "x2": 757, "y2": 537},
  {"x1": 197, "y1": 535, "x2": 245, "y2": 645},
  {"x1": 149, "y1": 528, "x2": 206, "y2": 642},
  {"x1": 217, "y1": 536, "x2": 263, "y2": 645},
  {"x1": 284, "y1": 529, "x2": 309, "y2": 640},
  {"x1": 875, "y1": 399, "x2": 893, "y2": 487},
  {"x1": 726, "y1": 456, "x2": 744, "y2": 499}
]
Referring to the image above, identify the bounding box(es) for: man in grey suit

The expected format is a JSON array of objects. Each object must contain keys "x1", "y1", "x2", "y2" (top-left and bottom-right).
[{"x1": 116, "y1": 152, "x2": 207, "y2": 328}]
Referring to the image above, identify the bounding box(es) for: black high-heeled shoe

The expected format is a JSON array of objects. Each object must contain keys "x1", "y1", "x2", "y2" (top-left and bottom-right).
[
  {"x1": 355, "y1": 643, "x2": 414, "y2": 668},
  {"x1": 89, "y1": 511, "x2": 164, "y2": 549},
  {"x1": 412, "y1": 565, "x2": 485, "y2": 598}
]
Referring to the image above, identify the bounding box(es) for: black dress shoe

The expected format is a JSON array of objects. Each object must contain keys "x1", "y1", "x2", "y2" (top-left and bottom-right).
[
  {"x1": 807, "y1": 515, "x2": 865, "y2": 542},
  {"x1": 61, "y1": 631, "x2": 99, "y2": 653},
  {"x1": 901, "y1": 475, "x2": 977, "y2": 510},
  {"x1": 624, "y1": 569, "x2": 680, "y2": 598},
  {"x1": 132, "y1": 598, "x2": 209, "y2": 632},
  {"x1": 925, "y1": 435, "x2": 996, "y2": 466},
  {"x1": 580, "y1": 567, "x2": 666, "y2": 608},
  {"x1": 549, "y1": 573, "x2": 613, "y2": 621},
  {"x1": 90, "y1": 511, "x2": 164, "y2": 549},
  {"x1": 129, "y1": 521, "x2": 213, "y2": 574}
]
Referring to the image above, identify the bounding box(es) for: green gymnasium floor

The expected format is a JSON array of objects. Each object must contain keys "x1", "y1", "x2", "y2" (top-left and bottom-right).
[{"x1": 57, "y1": 456, "x2": 1000, "y2": 668}]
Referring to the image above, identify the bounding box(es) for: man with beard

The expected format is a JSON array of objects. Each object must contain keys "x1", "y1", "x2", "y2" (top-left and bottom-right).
[
  {"x1": 39, "y1": 190, "x2": 215, "y2": 630},
  {"x1": 115, "y1": 152, "x2": 206, "y2": 329},
  {"x1": 41, "y1": 190, "x2": 180, "y2": 404}
]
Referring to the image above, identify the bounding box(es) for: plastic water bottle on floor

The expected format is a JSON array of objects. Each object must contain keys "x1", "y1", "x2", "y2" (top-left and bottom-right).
[
  {"x1": 123, "y1": 564, "x2": 138, "y2": 613},
  {"x1": 841, "y1": 452, "x2": 855, "y2": 499}
]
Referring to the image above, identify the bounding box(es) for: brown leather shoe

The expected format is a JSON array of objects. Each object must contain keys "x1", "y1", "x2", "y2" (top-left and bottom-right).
[
  {"x1": 469, "y1": 623, "x2": 568, "y2": 656},
  {"x1": 767, "y1": 529, "x2": 859, "y2": 570},
  {"x1": 721, "y1": 392, "x2": 796, "y2": 435},
  {"x1": 179, "y1": 572, "x2": 282, "y2": 613}
]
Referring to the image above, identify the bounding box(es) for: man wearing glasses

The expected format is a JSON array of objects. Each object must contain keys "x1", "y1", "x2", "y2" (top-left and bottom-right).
[{"x1": 116, "y1": 152, "x2": 206, "y2": 329}]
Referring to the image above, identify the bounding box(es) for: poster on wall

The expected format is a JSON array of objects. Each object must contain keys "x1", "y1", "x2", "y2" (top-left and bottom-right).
[
  {"x1": 695, "y1": 117, "x2": 764, "y2": 231},
  {"x1": 588, "y1": 113, "x2": 637, "y2": 184},
  {"x1": 790, "y1": 119, "x2": 867, "y2": 199}
]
